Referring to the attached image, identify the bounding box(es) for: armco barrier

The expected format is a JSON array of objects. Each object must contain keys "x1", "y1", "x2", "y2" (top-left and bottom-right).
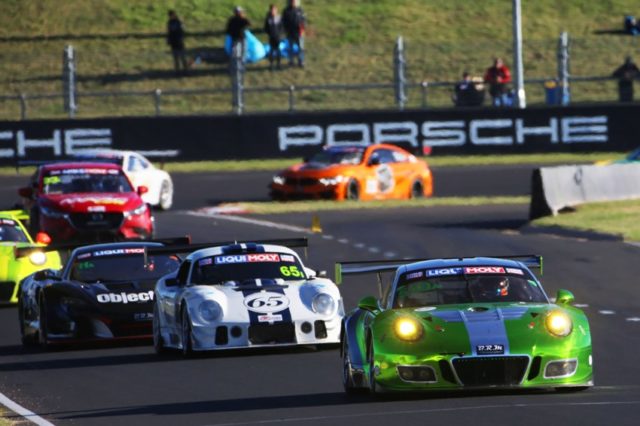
[
  {"x1": 0, "y1": 103, "x2": 639, "y2": 165},
  {"x1": 529, "y1": 163, "x2": 640, "y2": 220}
]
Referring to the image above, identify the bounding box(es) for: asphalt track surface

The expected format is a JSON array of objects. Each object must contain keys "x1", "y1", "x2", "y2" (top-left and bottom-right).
[{"x1": 1, "y1": 166, "x2": 639, "y2": 426}]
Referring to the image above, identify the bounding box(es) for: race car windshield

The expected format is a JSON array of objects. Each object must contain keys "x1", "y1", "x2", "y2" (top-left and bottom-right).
[
  {"x1": 394, "y1": 273, "x2": 547, "y2": 308},
  {"x1": 192, "y1": 252, "x2": 306, "y2": 284},
  {"x1": 70, "y1": 253, "x2": 180, "y2": 282},
  {"x1": 307, "y1": 150, "x2": 363, "y2": 165},
  {"x1": 42, "y1": 169, "x2": 133, "y2": 194},
  {"x1": 0, "y1": 220, "x2": 29, "y2": 242}
]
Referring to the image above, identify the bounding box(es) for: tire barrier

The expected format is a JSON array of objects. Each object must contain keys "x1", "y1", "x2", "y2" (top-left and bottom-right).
[{"x1": 529, "y1": 163, "x2": 640, "y2": 220}]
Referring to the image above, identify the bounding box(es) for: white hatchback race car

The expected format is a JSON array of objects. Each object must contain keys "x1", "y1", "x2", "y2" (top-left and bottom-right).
[
  {"x1": 151, "y1": 239, "x2": 344, "y2": 355},
  {"x1": 74, "y1": 150, "x2": 174, "y2": 210}
]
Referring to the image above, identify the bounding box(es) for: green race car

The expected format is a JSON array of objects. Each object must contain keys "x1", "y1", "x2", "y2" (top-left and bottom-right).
[
  {"x1": 0, "y1": 211, "x2": 61, "y2": 304},
  {"x1": 337, "y1": 256, "x2": 593, "y2": 393}
]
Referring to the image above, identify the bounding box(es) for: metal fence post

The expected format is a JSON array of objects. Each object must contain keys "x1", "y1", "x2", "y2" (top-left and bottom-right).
[
  {"x1": 393, "y1": 36, "x2": 407, "y2": 110},
  {"x1": 230, "y1": 45, "x2": 244, "y2": 115},
  {"x1": 19, "y1": 93, "x2": 27, "y2": 120},
  {"x1": 288, "y1": 85, "x2": 296, "y2": 112},
  {"x1": 62, "y1": 45, "x2": 77, "y2": 118},
  {"x1": 420, "y1": 81, "x2": 428, "y2": 108},
  {"x1": 557, "y1": 31, "x2": 570, "y2": 105},
  {"x1": 154, "y1": 89, "x2": 162, "y2": 116}
]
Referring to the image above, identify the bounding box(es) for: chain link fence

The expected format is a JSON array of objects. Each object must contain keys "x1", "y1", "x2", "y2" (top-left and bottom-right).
[{"x1": 0, "y1": 33, "x2": 638, "y2": 119}]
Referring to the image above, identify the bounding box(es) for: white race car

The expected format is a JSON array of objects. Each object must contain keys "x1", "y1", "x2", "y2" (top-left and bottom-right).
[
  {"x1": 74, "y1": 150, "x2": 174, "y2": 210},
  {"x1": 151, "y1": 239, "x2": 343, "y2": 355}
]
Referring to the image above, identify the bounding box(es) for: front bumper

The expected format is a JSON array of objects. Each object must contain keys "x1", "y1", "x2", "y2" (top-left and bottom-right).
[
  {"x1": 41, "y1": 212, "x2": 153, "y2": 243},
  {"x1": 367, "y1": 347, "x2": 593, "y2": 391},
  {"x1": 270, "y1": 182, "x2": 343, "y2": 200}
]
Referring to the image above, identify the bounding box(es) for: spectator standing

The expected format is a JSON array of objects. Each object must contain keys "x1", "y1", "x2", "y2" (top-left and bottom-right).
[
  {"x1": 453, "y1": 71, "x2": 484, "y2": 106},
  {"x1": 484, "y1": 57, "x2": 512, "y2": 106},
  {"x1": 226, "y1": 6, "x2": 251, "y2": 62},
  {"x1": 282, "y1": 0, "x2": 306, "y2": 67},
  {"x1": 612, "y1": 56, "x2": 640, "y2": 102},
  {"x1": 167, "y1": 10, "x2": 188, "y2": 75},
  {"x1": 264, "y1": 4, "x2": 283, "y2": 70}
]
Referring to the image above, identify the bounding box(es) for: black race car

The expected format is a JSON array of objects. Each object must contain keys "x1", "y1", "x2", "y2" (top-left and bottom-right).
[{"x1": 18, "y1": 240, "x2": 182, "y2": 348}]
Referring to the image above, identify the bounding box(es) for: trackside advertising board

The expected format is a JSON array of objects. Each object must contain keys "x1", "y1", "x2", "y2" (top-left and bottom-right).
[{"x1": 0, "y1": 104, "x2": 637, "y2": 164}]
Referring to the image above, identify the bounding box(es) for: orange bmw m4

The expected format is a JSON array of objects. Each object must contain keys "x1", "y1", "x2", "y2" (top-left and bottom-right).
[{"x1": 270, "y1": 144, "x2": 433, "y2": 201}]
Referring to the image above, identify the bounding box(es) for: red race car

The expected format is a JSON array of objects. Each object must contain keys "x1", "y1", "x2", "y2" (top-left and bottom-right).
[{"x1": 19, "y1": 162, "x2": 154, "y2": 243}]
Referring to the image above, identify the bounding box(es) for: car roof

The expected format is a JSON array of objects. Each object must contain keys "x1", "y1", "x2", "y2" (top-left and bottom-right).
[
  {"x1": 401, "y1": 257, "x2": 527, "y2": 273},
  {"x1": 41, "y1": 161, "x2": 121, "y2": 171},
  {"x1": 187, "y1": 243, "x2": 299, "y2": 261}
]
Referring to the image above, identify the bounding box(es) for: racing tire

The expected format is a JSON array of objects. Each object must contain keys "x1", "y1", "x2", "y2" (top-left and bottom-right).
[
  {"x1": 153, "y1": 304, "x2": 168, "y2": 355},
  {"x1": 367, "y1": 337, "x2": 379, "y2": 394},
  {"x1": 18, "y1": 300, "x2": 36, "y2": 347},
  {"x1": 37, "y1": 296, "x2": 49, "y2": 350},
  {"x1": 158, "y1": 180, "x2": 173, "y2": 211},
  {"x1": 181, "y1": 306, "x2": 194, "y2": 357},
  {"x1": 410, "y1": 179, "x2": 424, "y2": 199},
  {"x1": 346, "y1": 179, "x2": 360, "y2": 201}
]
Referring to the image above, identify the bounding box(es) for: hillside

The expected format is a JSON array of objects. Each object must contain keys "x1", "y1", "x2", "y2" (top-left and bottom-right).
[{"x1": 0, "y1": 0, "x2": 638, "y2": 118}]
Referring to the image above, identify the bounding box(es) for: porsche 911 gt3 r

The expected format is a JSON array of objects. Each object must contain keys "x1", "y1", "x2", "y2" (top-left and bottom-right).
[
  {"x1": 152, "y1": 239, "x2": 343, "y2": 355},
  {"x1": 337, "y1": 256, "x2": 593, "y2": 393}
]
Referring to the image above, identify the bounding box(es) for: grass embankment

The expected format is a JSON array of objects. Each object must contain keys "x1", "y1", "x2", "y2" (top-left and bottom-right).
[
  {"x1": 532, "y1": 199, "x2": 640, "y2": 241},
  {"x1": 1, "y1": 0, "x2": 639, "y2": 118}
]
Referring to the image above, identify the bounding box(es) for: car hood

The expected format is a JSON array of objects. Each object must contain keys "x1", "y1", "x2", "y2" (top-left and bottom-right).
[
  {"x1": 40, "y1": 192, "x2": 143, "y2": 213},
  {"x1": 282, "y1": 162, "x2": 357, "y2": 176}
]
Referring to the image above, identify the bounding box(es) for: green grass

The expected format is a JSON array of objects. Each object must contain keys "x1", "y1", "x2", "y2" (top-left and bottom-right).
[
  {"x1": 0, "y1": 409, "x2": 14, "y2": 426},
  {"x1": 1, "y1": 0, "x2": 639, "y2": 118},
  {"x1": 0, "y1": 151, "x2": 626, "y2": 176},
  {"x1": 211, "y1": 196, "x2": 529, "y2": 214},
  {"x1": 532, "y1": 199, "x2": 640, "y2": 241}
]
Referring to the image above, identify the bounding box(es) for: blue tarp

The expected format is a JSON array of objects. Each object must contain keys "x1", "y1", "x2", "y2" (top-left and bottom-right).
[{"x1": 225, "y1": 30, "x2": 300, "y2": 63}]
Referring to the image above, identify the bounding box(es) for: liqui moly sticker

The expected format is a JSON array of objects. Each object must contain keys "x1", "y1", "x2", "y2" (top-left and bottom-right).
[
  {"x1": 464, "y1": 266, "x2": 506, "y2": 274},
  {"x1": 215, "y1": 253, "x2": 281, "y2": 264},
  {"x1": 427, "y1": 267, "x2": 463, "y2": 277}
]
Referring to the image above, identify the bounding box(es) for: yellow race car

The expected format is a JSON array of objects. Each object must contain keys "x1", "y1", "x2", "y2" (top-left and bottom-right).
[{"x1": 0, "y1": 210, "x2": 61, "y2": 304}]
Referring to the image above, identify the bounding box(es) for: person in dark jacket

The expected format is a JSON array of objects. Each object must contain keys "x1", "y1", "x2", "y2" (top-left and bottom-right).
[
  {"x1": 612, "y1": 56, "x2": 640, "y2": 102},
  {"x1": 264, "y1": 4, "x2": 283, "y2": 70},
  {"x1": 226, "y1": 6, "x2": 251, "y2": 62},
  {"x1": 282, "y1": 0, "x2": 306, "y2": 67},
  {"x1": 167, "y1": 10, "x2": 188, "y2": 75}
]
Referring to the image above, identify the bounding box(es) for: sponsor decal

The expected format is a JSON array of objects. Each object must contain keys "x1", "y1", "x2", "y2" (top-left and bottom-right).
[
  {"x1": 215, "y1": 253, "x2": 281, "y2": 264},
  {"x1": 243, "y1": 292, "x2": 290, "y2": 314},
  {"x1": 476, "y1": 344, "x2": 505, "y2": 355},
  {"x1": 376, "y1": 164, "x2": 395, "y2": 193},
  {"x1": 0, "y1": 218, "x2": 16, "y2": 226},
  {"x1": 258, "y1": 314, "x2": 283, "y2": 323},
  {"x1": 405, "y1": 271, "x2": 424, "y2": 280},
  {"x1": 464, "y1": 266, "x2": 506, "y2": 274},
  {"x1": 59, "y1": 196, "x2": 128, "y2": 206},
  {"x1": 96, "y1": 291, "x2": 154, "y2": 304},
  {"x1": 426, "y1": 267, "x2": 463, "y2": 277},
  {"x1": 280, "y1": 254, "x2": 295, "y2": 263},
  {"x1": 92, "y1": 248, "x2": 145, "y2": 257},
  {"x1": 506, "y1": 267, "x2": 524, "y2": 275},
  {"x1": 199, "y1": 257, "x2": 213, "y2": 266},
  {"x1": 0, "y1": 128, "x2": 112, "y2": 159},
  {"x1": 87, "y1": 205, "x2": 106, "y2": 212}
]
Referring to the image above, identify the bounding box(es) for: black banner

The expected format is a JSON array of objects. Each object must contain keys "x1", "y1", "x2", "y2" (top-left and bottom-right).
[{"x1": 0, "y1": 103, "x2": 637, "y2": 164}]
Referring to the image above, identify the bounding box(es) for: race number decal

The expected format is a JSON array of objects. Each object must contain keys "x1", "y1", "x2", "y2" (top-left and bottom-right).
[
  {"x1": 243, "y1": 292, "x2": 290, "y2": 314},
  {"x1": 376, "y1": 164, "x2": 395, "y2": 193}
]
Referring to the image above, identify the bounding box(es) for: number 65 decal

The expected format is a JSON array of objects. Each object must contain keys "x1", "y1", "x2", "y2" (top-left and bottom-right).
[{"x1": 243, "y1": 292, "x2": 290, "y2": 314}]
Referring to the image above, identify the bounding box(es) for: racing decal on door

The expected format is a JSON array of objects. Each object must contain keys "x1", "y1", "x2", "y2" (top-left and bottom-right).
[{"x1": 376, "y1": 164, "x2": 395, "y2": 193}]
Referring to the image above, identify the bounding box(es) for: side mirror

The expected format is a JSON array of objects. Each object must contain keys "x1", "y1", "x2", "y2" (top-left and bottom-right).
[
  {"x1": 137, "y1": 186, "x2": 149, "y2": 196},
  {"x1": 358, "y1": 295, "x2": 379, "y2": 312},
  {"x1": 317, "y1": 270, "x2": 327, "y2": 278},
  {"x1": 556, "y1": 289, "x2": 575, "y2": 305},
  {"x1": 34, "y1": 269, "x2": 58, "y2": 281},
  {"x1": 165, "y1": 278, "x2": 179, "y2": 287},
  {"x1": 368, "y1": 157, "x2": 381, "y2": 167},
  {"x1": 18, "y1": 187, "x2": 33, "y2": 198}
]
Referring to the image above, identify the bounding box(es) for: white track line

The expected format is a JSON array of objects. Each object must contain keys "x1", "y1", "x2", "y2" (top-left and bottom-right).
[
  {"x1": 598, "y1": 310, "x2": 616, "y2": 315},
  {"x1": 0, "y1": 392, "x2": 54, "y2": 426},
  {"x1": 204, "y1": 399, "x2": 640, "y2": 426},
  {"x1": 186, "y1": 211, "x2": 313, "y2": 234}
]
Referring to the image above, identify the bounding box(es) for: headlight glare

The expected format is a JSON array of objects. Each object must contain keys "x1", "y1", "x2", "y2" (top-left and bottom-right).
[
  {"x1": 312, "y1": 293, "x2": 336, "y2": 315},
  {"x1": 29, "y1": 251, "x2": 47, "y2": 266},
  {"x1": 394, "y1": 317, "x2": 423, "y2": 341},
  {"x1": 319, "y1": 175, "x2": 345, "y2": 186},
  {"x1": 125, "y1": 203, "x2": 148, "y2": 218},
  {"x1": 545, "y1": 311, "x2": 572, "y2": 337},
  {"x1": 272, "y1": 175, "x2": 285, "y2": 185},
  {"x1": 198, "y1": 300, "x2": 222, "y2": 322}
]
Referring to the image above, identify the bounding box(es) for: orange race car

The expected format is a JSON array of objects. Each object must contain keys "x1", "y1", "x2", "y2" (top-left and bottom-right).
[{"x1": 270, "y1": 144, "x2": 433, "y2": 201}]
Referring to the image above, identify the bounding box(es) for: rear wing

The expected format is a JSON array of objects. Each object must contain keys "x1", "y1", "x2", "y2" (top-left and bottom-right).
[{"x1": 145, "y1": 237, "x2": 308, "y2": 257}]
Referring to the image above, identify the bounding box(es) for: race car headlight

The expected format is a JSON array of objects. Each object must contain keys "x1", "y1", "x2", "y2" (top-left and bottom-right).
[
  {"x1": 41, "y1": 206, "x2": 68, "y2": 219},
  {"x1": 311, "y1": 293, "x2": 336, "y2": 316},
  {"x1": 394, "y1": 317, "x2": 423, "y2": 341},
  {"x1": 272, "y1": 175, "x2": 285, "y2": 185},
  {"x1": 29, "y1": 251, "x2": 47, "y2": 266},
  {"x1": 198, "y1": 300, "x2": 222, "y2": 322},
  {"x1": 545, "y1": 311, "x2": 572, "y2": 337},
  {"x1": 124, "y1": 203, "x2": 148, "y2": 218},
  {"x1": 319, "y1": 175, "x2": 345, "y2": 186}
]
